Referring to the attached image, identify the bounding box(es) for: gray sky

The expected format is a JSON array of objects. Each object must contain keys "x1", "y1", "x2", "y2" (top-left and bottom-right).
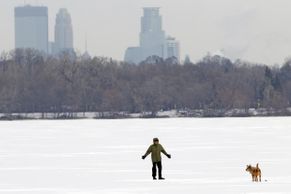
[{"x1": 1, "y1": 0, "x2": 291, "y2": 65}]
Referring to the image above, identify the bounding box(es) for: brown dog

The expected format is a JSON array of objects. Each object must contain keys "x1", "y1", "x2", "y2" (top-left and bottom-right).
[{"x1": 246, "y1": 163, "x2": 262, "y2": 182}]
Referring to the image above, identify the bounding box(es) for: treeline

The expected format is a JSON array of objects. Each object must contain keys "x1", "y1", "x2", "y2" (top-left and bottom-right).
[{"x1": 1, "y1": 48, "x2": 291, "y2": 116}]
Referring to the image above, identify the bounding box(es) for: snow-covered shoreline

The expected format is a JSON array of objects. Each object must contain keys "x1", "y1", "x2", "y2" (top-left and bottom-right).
[{"x1": 1, "y1": 108, "x2": 291, "y2": 120}]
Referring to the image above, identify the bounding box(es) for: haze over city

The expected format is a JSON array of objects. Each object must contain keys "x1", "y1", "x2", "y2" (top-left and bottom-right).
[{"x1": 1, "y1": 0, "x2": 291, "y2": 65}]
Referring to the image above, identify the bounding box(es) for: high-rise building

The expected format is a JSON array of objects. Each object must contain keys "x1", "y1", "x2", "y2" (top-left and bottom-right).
[
  {"x1": 140, "y1": 7, "x2": 165, "y2": 60},
  {"x1": 164, "y1": 37, "x2": 180, "y2": 61},
  {"x1": 15, "y1": 5, "x2": 48, "y2": 53},
  {"x1": 54, "y1": 8, "x2": 74, "y2": 54},
  {"x1": 125, "y1": 7, "x2": 180, "y2": 64}
]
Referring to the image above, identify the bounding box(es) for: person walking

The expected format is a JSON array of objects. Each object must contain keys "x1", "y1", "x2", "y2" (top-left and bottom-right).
[{"x1": 142, "y1": 138, "x2": 171, "y2": 180}]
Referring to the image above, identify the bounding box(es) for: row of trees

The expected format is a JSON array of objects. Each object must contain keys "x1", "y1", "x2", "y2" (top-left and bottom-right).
[{"x1": 1, "y1": 49, "x2": 291, "y2": 115}]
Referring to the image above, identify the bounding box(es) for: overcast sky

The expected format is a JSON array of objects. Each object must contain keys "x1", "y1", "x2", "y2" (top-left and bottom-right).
[{"x1": 1, "y1": 0, "x2": 291, "y2": 65}]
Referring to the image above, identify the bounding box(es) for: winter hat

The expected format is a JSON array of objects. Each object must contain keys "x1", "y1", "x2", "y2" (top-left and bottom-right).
[{"x1": 153, "y1": 138, "x2": 159, "y2": 142}]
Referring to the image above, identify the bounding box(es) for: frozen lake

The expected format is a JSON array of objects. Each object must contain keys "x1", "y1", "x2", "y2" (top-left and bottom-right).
[{"x1": 0, "y1": 117, "x2": 290, "y2": 194}]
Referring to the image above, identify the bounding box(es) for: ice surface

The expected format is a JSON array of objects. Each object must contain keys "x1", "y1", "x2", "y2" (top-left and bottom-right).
[{"x1": 0, "y1": 117, "x2": 290, "y2": 194}]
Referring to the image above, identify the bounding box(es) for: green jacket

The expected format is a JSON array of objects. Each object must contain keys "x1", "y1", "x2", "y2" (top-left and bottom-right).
[{"x1": 144, "y1": 144, "x2": 168, "y2": 162}]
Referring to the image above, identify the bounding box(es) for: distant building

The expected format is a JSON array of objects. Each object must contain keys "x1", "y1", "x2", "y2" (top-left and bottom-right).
[
  {"x1": 125, "y1": 7, "x2": 180, "y2": 64},
  {"x1": 164, "y1": 37, "x2": 180, "y2": 61},
  {"x1": 15, "y1": 5, "x2": 49, "y2": 53},
  {"x1": 140, "y1": 7, "x2": 166, "y2": 60},
  {"x1": 124, "y1": 47, "x2": 142, "y2": 64},
  {"x1": 48, "y1": 41, "x2": 55, "y2": 55},
  {"x1": 54, "y1": 8, "x2": 74, "y2": 54}
]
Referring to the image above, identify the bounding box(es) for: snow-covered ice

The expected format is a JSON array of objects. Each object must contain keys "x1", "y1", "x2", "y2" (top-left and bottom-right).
[{"x1": 0, "y1": 117, "x2": 290, "y2": 194}]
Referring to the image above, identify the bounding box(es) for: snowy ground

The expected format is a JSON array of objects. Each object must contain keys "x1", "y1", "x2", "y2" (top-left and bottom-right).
[{"x1": 0, "y1": 117, "x2": 290, "y2": 194}]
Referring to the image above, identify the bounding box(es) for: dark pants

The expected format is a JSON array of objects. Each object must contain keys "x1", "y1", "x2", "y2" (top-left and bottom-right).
[{"x1": 152, "y1": 161, "x2": 162, "y2": 178}]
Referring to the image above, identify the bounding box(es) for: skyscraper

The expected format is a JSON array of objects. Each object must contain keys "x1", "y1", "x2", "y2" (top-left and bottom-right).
[
  {"x1": 54, "y1": 8, "x2": 74, "y2": 54},
  {"x1": 125, "y1": 8, "x2": 180, "y2": 64},
  {"x1": 140, "y1": 7, "x2": 165, "y2": 60},
  {"x1": 15, "y1": 5, "x2": 48, "y2": 53},
  {"x1": 164, "y1": 37, "x2": 180, "y2": 61}
]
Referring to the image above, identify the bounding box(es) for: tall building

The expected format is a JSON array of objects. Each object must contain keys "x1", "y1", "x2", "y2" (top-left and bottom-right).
[
  {"x1": 164, "y1": 37, "x2": 180, "y2": 61},
  {"x1": 140, "y1": 7, "x2": 165, "y2": 60},
  {"x1": 54, "y1": 8, "x2": 74, "y2": 54},
  {"x1": 15, "y1": 5, "x2": 48, "y2": 53},
  {"x1": 125, "y1": 7, "x2": 180, "y2": 64}
]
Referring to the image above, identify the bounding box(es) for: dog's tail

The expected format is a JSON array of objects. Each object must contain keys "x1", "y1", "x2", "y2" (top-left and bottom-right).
[{"x1": 256, "y1": 163, "x2": 259, "y2": 168}]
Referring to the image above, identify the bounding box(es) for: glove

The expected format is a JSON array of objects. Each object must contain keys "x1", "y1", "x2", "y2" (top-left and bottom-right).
[
  {"x1": 167, "y1": 154, "x2": 171, "y2": 159},
  {"x1": 142, "y1": 155, "x2": 146, "y2": 160}
]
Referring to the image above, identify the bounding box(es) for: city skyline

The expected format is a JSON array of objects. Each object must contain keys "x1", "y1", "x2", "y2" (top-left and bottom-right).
[
  {"x1": 2, "y1": 0, "x2": 291, "y2": 64},
  {"x1": 125, "y1": 7, "x2": 180, "y2": 63},
  {"x1": 14, "y1": 5, "x2": 74, "y2": 55}
]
